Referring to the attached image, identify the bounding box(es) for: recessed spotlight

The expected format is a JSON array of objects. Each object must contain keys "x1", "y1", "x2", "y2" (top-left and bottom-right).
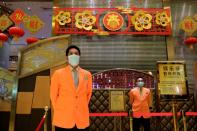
[
  {"x1": 27, "y1": 7, "x2": 31, "y2": 11},
  {"x1": 148, "y1": 71, "x2": 153, "y2": 75}
]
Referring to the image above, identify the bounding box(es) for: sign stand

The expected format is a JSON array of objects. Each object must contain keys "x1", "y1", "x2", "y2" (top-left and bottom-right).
[
  {"x1": 181, "y1": 110, "x2": 187, "y2": 131},
  {"x1": 172, "y1": 100, "x2": 179, "y2": 131},
  {"x1": 129, "y1": 110, "x2": 133, "y2": 131},
  {"x1": 157, "y1": 61, "x2": 189, "y2": 131},
  {"x1": 109, "y1": 90, "x2": 125, "y2": 131},
  {"x1": 113, "y1": 117, "x2": 117, "y2": 131}
]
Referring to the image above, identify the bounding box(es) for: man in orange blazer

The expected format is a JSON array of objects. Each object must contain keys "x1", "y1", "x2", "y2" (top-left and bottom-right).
[
  {"x1": 129, "y1": 77, "x2": 152, "y2": 131},
  {"x1": 50, "y1": 45, "x2": 92, "y2": 131}
]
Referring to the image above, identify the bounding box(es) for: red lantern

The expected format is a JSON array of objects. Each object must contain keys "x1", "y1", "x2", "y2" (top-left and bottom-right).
[
  {"x1": 0, "y1": 33, "x2": 8, "y2": 47},
  {"x1": 184, "y1": 37, "x2": 197, "y2": 49},
  {"x1": 8, "y1": 26, "x2": 25, "y2": 41},
  {"x1": 26, "y1": 37, "x2": 39, "y2": 45}
]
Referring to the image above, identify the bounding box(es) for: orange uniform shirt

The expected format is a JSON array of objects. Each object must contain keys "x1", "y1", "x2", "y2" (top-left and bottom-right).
[
  {"x1": 129, "y1": 87, "x2": 151, "y2": 118},
  {"x1": 50, "y1": 66, "x2": 92, "y2": 129}
]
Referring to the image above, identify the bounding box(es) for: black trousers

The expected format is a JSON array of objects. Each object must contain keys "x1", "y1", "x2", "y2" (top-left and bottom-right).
[
  {"x1": 133, "y1": 117, "x2": 150, "y2": 131},
  {"x1": 55, "y1": 126, "x2": 89, "y2": 131}
]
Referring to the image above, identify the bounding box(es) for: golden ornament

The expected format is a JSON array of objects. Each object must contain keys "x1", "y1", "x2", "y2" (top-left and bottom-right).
[
  {"x1": 156, "y1": 12, "x2": 170, "y2": 27},
  {"x1": 131, "y1": 10, "x2": 152, "y2": 31},
  {"x1": 75, "y1": 11, "x2": 96, "y2": 31},
  {"x1": 55, "y1": 11, "x2": 71, "y2": 25}
]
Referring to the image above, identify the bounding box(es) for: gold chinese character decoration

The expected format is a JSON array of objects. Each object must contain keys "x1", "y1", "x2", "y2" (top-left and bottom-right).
[
  {"x1": 155, "y1": 11, "x2": 170, "y2": 27},
  {"x1": 9, "y1": 9, "x2": 26, "y2": 24},
  {"x1": 103, "y1": 12, "x2": 124, "y2": 31},
  {"x1": 55, "y1": 11, "x2": 71, "y2": 25},
  {"x1": 75, "y1": 11, "x2": 96, "y2": 31},
  {"x1": 131, "y1": 10, "x2": 152, "y2": 31}
]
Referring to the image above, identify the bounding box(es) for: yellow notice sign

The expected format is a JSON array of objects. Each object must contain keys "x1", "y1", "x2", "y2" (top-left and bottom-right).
[
  {"x1": 158, "y1": 82, "x2": 187, "y2": 95},
  {"x1": 157, "y1": 61, "x2": 187, "y2": 96},
  {"x1": 109, "y1": 90, "x2": 125, "y2": 111},
  {"x1": 158, "y1": 64, "x2": 185, "y2": 81}
]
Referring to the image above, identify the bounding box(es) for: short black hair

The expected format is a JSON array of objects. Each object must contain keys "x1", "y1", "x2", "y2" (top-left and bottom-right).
[{"x1": 65, "y1": 45, "x2": 81, "y2": 56}]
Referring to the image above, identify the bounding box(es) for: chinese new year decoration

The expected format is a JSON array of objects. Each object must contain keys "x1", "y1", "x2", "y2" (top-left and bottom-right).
[
  {"x1": 55, "y1": 11, "x2": 71, "y2": 25},
  {"x1": 75, "y1": 11, "x2": 96, "y2": 31},
  {"x1": 23, "y1": 15, "x2": 44, "y2": 34},
  {"x1": 9, "y1": 9, "x2": 26, "y2": 25},
  {"x1": 184, "y1": 37, "x2": 197, "y2": 49},
  {"x1": 155, "y1": 11, "x2": 170, "y2": 27},
  {"x1": 0, "y1": 33, "x2": 8, "y2": 47},
  {"x1": 0, "y1": 15, "x2": 13, "y2": 32},
  {"x1": 180, "y1": 15, "x2": 197, "y2": 49},
  {"x1": 131, "y1": 10, "x2": 152, "y2": 31},
  {"x1": 0, "y1": 8, "x2": 45, "y2": 43},
  {"x1": 8, "y1": 26, "x2": 24, "y2": 41},
  {"x1": 53, "y1": 7, "x2": 172, "y2": 35},
  {"x1": 103, "y1": 12, "x2": 124, "y2": 31},
  {"x1": 26, "y1": 37, "x2": 39, "y2": 45},
  {"x1": 180, "y1": 16, "x2": 197, "y2": 36}
]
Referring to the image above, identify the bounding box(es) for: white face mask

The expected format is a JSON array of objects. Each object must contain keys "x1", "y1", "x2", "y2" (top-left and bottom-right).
[
  {"x1": 68, "y1": 54, "x2": 80, "y2": 67},
  {"x1": 137, "y1": 81, "x2": 144, "y2": 88}
]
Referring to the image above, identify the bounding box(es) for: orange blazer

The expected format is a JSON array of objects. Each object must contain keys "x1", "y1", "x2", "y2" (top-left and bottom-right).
[
  {"x1": 50, "y1": 65, "x2": 92, "y2": 129},
  {"x1": 129, "y1": 87, "x2": 151, "y2": 118}
]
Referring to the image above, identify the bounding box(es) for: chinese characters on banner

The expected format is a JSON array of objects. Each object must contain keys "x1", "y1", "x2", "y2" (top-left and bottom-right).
[{"x1": 157, "y1": 61, "x2": 188, "y2": 99}]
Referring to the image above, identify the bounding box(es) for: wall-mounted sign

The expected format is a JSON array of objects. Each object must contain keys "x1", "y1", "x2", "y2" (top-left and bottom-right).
[
  {"x1": 109, "y1": 90, "x2": 125, "y2": 111},
  {"x1": 157, "y1": 61, "x2": 188, "y2": 100}
]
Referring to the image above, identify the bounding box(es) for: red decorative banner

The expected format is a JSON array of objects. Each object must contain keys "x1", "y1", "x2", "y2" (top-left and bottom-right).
[{"x1": 53, "y1": 8, "x2": 172, "y2": 35}]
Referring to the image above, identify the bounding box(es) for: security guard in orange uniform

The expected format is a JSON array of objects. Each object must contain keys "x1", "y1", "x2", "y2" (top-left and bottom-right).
[
  {"x1": 129, "y1": 77, "x2": 151, "y2": 131},
  {"x1": 50, "y1": 45, "x2": 92, "y2": 131}
]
